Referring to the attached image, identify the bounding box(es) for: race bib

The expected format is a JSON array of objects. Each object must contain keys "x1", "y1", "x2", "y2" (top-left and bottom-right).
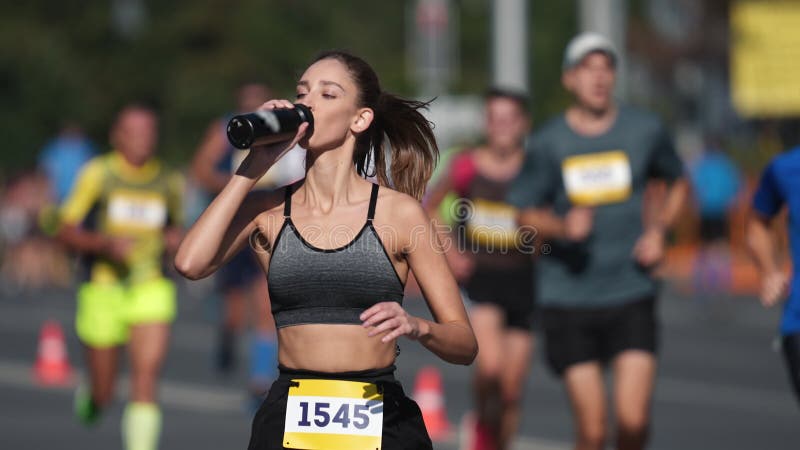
[
  {"x1": 107, "y1": 190, "x2": 167, "y2": 231},
  {"x1": 465, "y1": 199, "x2": 520, "y2": 249},
  {"x1": 562, "y1": 150, "x2": 632, "y2": 206},
  {"x1": 284, "y1": 379, "x2": 384, "y2": 450}
]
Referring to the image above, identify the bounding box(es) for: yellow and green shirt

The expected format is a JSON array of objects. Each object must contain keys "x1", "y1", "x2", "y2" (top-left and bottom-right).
[{"x1": 60, "y1": 151, "x2": 183, "y2": 284}]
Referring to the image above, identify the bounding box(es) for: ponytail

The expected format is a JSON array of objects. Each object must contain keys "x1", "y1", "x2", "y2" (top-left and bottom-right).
[
  {"x1": 313, "y1": 50, "x2": 439, "y2": 201},
  {"x1": 355, "y1": 92, "x2": 439, "y2": 201}
]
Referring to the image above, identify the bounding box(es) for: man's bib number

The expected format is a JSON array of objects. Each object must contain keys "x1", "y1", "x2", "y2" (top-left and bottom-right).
[
  {"x1": 562, "y1": 150, "x2": 632, "y2": 206},
  {"x1": 107, "y1": 190, "x2": 167, "y2": 232},
  {"x1": 284, "y1": 379, "x2": 383, "y2": 450}
]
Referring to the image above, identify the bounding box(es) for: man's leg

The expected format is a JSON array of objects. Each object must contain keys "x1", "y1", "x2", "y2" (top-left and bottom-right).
[
  {"x1": 74, "y1": 282, "x2": 126, "y2": 425},
  {"x1": 563, "y1": 362, "x2": 607, "y2": 450},
  {"x1": 125, "y1": 323, "x2": 170, "y2": 450},
  {"x1": 215, "y1": 251, "x2": 254, "y2": 373},
  {"x1": 248, "y1": 276, "x2": 277, "y2": 411},
  {"x1": 219, "y1": 287, "x2": 247, "y2": 371},
  {"x1": 77, "y1": 346, "x2": 121, "y2": 424},
  {"x1": 123, "y1": 278, "x2": 177, "y2": 450},
  {"x1": 612, "y1": 350, "x2": 657, "y2": 450}
]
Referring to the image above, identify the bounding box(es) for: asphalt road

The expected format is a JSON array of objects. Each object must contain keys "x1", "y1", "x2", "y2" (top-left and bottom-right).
[{"x1": 0, "y1": 277, "x2": 796, "y2": 450}]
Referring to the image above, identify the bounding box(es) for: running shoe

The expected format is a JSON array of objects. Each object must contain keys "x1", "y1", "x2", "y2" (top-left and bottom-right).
[
  {"x1": 73, "y1": 384, "x2": 100, "y2": 426},
  {"x1": 460, "y1": 411, "x2": 498, "y2": 450},
  {"x1": 473, "y1": 419, "x2": 498, "y2": 450}
]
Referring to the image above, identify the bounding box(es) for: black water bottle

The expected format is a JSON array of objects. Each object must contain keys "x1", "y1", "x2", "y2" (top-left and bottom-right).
[{"x1": 226, "y1": 104, "x2": 313, "y2": 150}]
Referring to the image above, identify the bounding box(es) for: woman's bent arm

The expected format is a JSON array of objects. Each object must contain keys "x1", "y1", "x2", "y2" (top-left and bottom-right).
[
  {"x1": 392, "y1": 197, "x2": 477, "y2": 364},
  {"x1": 174, "y1": 174, "x2": 261, "y2": 279},
  {"x1": 175, "y1": 111, "x2": 307, "y2": 280}
]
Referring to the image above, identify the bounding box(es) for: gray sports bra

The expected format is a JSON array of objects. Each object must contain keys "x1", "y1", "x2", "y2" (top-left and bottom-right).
[{"x1": 267, "y1": 183, "x2": 405, "y2": 328}]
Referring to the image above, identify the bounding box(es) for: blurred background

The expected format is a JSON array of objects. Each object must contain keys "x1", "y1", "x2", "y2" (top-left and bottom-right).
[{"x1": 0, "y1": 1, "x2": 797, "y2": 449}]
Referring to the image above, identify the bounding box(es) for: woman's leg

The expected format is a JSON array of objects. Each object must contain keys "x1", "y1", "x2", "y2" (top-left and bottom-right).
[
  {"x1": 497, "y1": 329, "x2": 534, "y2": 450},
  {"x1": 470, "y1": 303, "x2": 504, "y2": 447}
]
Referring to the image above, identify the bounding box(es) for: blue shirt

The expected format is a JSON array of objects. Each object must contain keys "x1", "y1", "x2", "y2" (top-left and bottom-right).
[
  {"x1": 752, "y1": 146, "x2": 800, "y2": 335},
  {"x1": 690, "y1": 151, "x2": 741, "y2": 218},
  {"x1": 38, "y1": 135, "x2": 96, "y2": 203}
]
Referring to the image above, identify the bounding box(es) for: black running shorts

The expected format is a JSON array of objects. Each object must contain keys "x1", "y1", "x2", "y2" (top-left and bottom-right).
[
  {"x1": 541, "y1": 296, "x2": 658, "y2": 376},
  {"x1": 465, "y1": 264, "x2": 536, "y2": 331},
  {"x1": 247, "y1": 365, "x2": 432, "y2": 450},
  {"x1": 781, "y1": 332, "x2": 800, "y2": 406}
]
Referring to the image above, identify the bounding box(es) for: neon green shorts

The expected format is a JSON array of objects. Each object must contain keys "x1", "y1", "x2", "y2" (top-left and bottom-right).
[{"x1": 75, "y1": 278, "x2": 177, "y2": 347}]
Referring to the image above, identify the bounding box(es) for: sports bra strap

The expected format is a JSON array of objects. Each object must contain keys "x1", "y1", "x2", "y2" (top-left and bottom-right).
[
  {"x1": 284, "y1": 183, "x2": 377, "y2": 220},
  {"x1": 283, "y1": 185, "x2": 293, "y2": 218},
  {"x1": 367, "y1": 183, "x2": 379, "y2": 222}
]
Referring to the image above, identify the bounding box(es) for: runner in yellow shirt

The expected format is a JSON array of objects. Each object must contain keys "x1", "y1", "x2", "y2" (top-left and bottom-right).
[{"x1": 57, "y1": 104, "x2": 183, "y2": 450}]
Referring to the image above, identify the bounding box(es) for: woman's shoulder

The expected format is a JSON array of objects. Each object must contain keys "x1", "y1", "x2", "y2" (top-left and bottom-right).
[
  {"x1": 374, "y1": 185, "x2": 438, "y2": 254},
  {"x1": 375, "y1": 184, "x2": 429, "y2": 226},
  {"x1": 247, "y1": 183, "x2": 295, "y2": 222}
]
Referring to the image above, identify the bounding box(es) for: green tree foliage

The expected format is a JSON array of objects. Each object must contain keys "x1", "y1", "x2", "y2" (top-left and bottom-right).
[
  {"x1": 0, "y1": 0, "x2": 410, "y2": 172},
  {"x1": 0, "y1": 0, "x2": 576, "y2": 173},
  {"x1": 453, "y1": 0, "x2": 577, "y2": 119}
]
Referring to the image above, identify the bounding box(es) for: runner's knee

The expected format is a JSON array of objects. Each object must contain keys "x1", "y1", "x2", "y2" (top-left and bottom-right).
[
  {"x1": 475, "y1": 359, "x2": 502, "y2": 380},
  {"x1": 616, "y1": 413, "x2": 649, "y2": 439},
  {"x1": 577, "y1": 422, "x2": 606, "y2": 450}
]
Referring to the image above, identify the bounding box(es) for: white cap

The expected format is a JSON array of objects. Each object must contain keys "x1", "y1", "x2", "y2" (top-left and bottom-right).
[{"x1": 562, "y1": 32, "x2": 618, "y2": 71}]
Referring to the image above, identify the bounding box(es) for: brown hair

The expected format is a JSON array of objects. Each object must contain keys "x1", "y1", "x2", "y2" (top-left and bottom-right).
[
  {"x1": 485, "y1": 87, "x2": 530, "y2": 114},
  {"x1": 312, "y1": 50, "x2": 439, "y2": 200}
]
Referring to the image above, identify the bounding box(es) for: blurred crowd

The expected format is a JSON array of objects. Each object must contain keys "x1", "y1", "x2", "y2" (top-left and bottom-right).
[
  {"x1": 0, "y1": 122, "x2": 187, "y2": 294},
  {"x1": 0, "y1": 116, "x2": 789, "y2": 298},
  {"x1": 0, "y1": 124, "x2": 96, "y2": 293}
]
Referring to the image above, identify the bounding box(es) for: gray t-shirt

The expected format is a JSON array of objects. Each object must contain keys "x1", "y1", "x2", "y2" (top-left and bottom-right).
[{"x1": 507, "y1": 106, "x2": 683, "y2": 308}]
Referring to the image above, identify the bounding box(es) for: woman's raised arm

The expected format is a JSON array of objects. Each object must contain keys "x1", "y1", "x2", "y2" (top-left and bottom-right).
[
  {"x1": 174, "y1": 173, "x2": 266, "y2": 280},
  {"x1": 175, "y1": 103, "x2": 308, "y2": 279}
]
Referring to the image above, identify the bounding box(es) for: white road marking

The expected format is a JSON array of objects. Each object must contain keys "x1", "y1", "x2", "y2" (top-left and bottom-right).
[{"x1": 0, "y1": 360, "x2": 242, "y2": 414}]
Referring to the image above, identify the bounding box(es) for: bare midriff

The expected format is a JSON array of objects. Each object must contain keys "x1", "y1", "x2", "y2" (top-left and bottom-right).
[{"x1": 277, "y1": 323, "x2": 397, "y2": 372}]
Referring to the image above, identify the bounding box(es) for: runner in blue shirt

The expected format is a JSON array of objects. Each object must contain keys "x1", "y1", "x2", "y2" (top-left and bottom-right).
[{"x1": 747, "y1": 129, "x2": 800, "y2": 405}]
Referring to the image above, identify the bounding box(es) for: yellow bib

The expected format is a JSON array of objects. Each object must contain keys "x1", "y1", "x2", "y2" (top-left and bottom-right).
[
  {"x1": 284, "y1": 379, "x2": 384, "y2": 450},
  {"x1": 106, "y1": 189, "x2": 167, "y2": 233},
  {"x1": 562, "y1": 150, "x2": 632, "y2": 206},
  {"x1": 465, "y1": 199, "x2": 520, "y2": 249}
]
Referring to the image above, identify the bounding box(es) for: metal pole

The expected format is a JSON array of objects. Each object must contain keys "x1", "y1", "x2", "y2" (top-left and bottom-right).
[
  {"x1": 492, "y1": 0, "x2": 529, "y2": 94},
  {"x1": 579, "y1": 0, "x2": 627, "y2": 98}
]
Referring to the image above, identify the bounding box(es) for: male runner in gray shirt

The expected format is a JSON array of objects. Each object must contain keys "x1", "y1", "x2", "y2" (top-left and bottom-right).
[{"x1": 508, "y1": 33, "x2": 688, "y2": 450}]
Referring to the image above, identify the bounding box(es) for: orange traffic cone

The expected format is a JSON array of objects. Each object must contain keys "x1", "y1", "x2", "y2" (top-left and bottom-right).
[
  {"x1": 33, "y1": 320, "x2": 73, "y2": 386},
  {"x1": 413, "y1": 365, "x2": 452, "y2": 441}
]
